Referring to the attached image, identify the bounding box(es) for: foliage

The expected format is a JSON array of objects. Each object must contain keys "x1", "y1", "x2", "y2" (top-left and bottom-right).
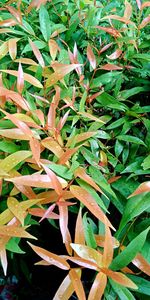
[{"x1": 0, "y1": 0, "x2": 150, "y2": 299}]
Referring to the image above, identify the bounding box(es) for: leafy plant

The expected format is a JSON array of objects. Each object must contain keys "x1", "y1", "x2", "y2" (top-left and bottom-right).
[{"x1": 0, "y1": 0, "x2": 150, "y2": 299}]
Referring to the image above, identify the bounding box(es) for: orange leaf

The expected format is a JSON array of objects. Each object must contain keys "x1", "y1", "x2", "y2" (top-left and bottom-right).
[
  {"x1": 100, "y1": 64, "x2": 123, "y2": 70},
  {"x1": 29, "y1": 207, "x2": 59, "y2": 219},
  {"x1": 0, "y1": 70, "x2": 43, "y2": 88},
  {"x1": 139, "y1": 16, "x2": 150, "y2": 29},
  {"x1": 128, "y1": 181, "x2": 150, "y2": 197},
  {"x1": 58, "y1": 147, "x2": 79, "y2": 165},
  {"x1": 8, "y1": 38, "x2": 18, "y2": 60},
  {"x1": 71, "y1": 243, "x2": 102, "y2": 267},
  {"x1": 53, "y1": 271, "x2": 81, "y2": 300},
  {"x1": 28, "y1": 242, "x2": 70, "y2": 270},
  {"x1": 75, "y1": 208, "x2": 85, "y2": 245},
  {"x1": 0, "y1": 19, "x2": 17, "y2": 27},
  {"x1": 7, "y1": 173, "x2": 67, "y2": 189},
  {"x1": 70, "y1": 185, "x2": 115, "y2": 230},
  {"x1": 58, "y1": 202, "x2": 69, "y2": 243},
  {"x1": 102, "y1": 217, "x2": 114, "y2": 268},
  {"x1": 74, "y1": 167, "x2": 104, "y2": 194},
  {"x1": 69, "y1": 268, "x2": 86, "y2": 300},
  {"x1": 66, "y1": 256, "x2": 98, "y2": 270},
  {"x1": 39, "y1": 204, "x2": 56, "y2": 222},
  {"x1": 107, "y1": 49, "x2": 122, "y2": 60},
  {"x1": 0, "y1": 128, "x2": 31, "y2": 140},
  {"x1": 6, "y1": 5, "x2": 22, "y2": 24},
  {"x1": 101, "y1": 268, "x2": 138, "y2": 289},
  {"x1": 132, "y1": 253, "x2": 150, "y2": 276},
  {"x1": 99, "y1": 43, "x2": 113, "y2": 54},
  {"x1": 88, "y1": 272, "x2": 107, "y2": 300},
  {"x1": 66, "y1": 131, "x2": 97, "y2": 147},
  {"x1": 48, "y1": 39, "x2": 60, "y2": 60},
  {"x1": 101, "y1": 15, "x2": 135, "y2": 25},
  {"x1": 87, "y1": 44, "x2": 96, "y2": 69},
  {"x1": 17, "y1": 63, "x2": 24, "y2": 94},
  {"x1": 1, "y1": 110, "x2": 33, "y2": 138},
  {"x1": 29, "y1": 39, "x2": 45, "y2": 68},
  {"x1": 95, "y1": 234, "x2": 119, "y2": 249},
  {"x1": 42, "y1": 164, "x2": 63, "y2": 195},
  {"x1": 124, "y1": 1, "x2": 132, "y2": 20},
  {"x1": 15, "y1": 58, "x2": 38, "y2": 65},
  {"x1": 0, "y1": 87, "x2": 29, "y2": 111},
  {"x1": 141, "y1": 2, "x2": 150, "y2": 10},
  {"x1": 29, "y1": 138, "x2": 41, "y2": 165},
  {"x1": 96, "y1": 26, "x2": 121, "y2": 38},
  {"x1": 46, "y1": 63, "x2": 81, "y2": 88},
  {"x1": 0, "y1": 225, "x2": 36, "y2": 239},
  {"x1": 41, "y1": 137, "x2": 64, "y2": 159}
]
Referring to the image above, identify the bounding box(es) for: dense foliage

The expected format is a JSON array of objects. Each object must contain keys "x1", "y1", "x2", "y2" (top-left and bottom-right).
[{"x1": 0, "y1": 0, "x2": 150, "y2": 299}]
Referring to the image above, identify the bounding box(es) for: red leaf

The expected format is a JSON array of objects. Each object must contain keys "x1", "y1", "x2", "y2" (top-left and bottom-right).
[
  {"x1": 58, "y1": 202, "x2": 69, "y2": 243},
  {"x1": 0, "y1": 19, "x2": 17, "y2": 27},
  {"x1": 0, "y1": 69, "x2": 43, "y2": 88},
  {"x1": 53, "y1": 271, "x2": 81, "y2": 300},
  {"x1": 141, "y1": 2, "x2": 150, "y2": 10},
  {"x1": 8, "y1": 38, "x2": 18, "y2": 60},
  {"x1": 15, "y1": 58, "x2": 38, "y2": 65},
  {"x1": 29, "y1": 138, "x2": 41, "y2": 165},
  {"x1": 58, "y1": 147, "x2": 79, "y2": 165},
  {"x1": 100, "y1": 63, "x2": 123, "y2": 70},
  {"x1": 107, "y1": 49, "x2": 122, "y2": 60},
  {"x1": 99, "y1": 43, "x2": 113, "y2": 54},
  {"x1": 6, "y1": 6, "x2": 22, "y2": 24},
  {"x1": 87, "y1": 44, "x2": 96, "y2": 69},
  {"x1": 42, "y1": 164, "x2": 63, "y2": 195},
  {"x1": 17, "y1": 63, "x2": 24, "y2": 94},
  {"x1": 0, "y1": 87, "x2": 29, "y2": 111},
  {"x1": 136, "y1": 0, "x2": 141, "y2": 9},
  {"x1": 48, "y1": 39, "x2": 60, "y2": 60}
]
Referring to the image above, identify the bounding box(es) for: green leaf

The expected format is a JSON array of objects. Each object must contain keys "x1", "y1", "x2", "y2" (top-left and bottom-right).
[
  {"x1": 83, "y1": 213, "x2": 97, "y2": 249},
  {"x1": 6, "y1": 238, "x2": 25, "y2": 254},
  {"x1": 118, "y1": 192, "x2": 150, "y2": 232},
  {"x1": 110, "y1": 227, "x2": 150, "y2": 271},
  {"x1": 110, "y1": 280, "x2": 136, "y2": 300},
  {"x1": 0, "y1": 140, "x2": 20, "y2": 153},
  {"x1": 117, "y1": 135, "x2": 146, "y2": 146},
  {"x1": 127, "y1": 275, "x2": 150, "y2": 296},
  {"x1": 96, "y1": 92, "x2": 127, "y2": 111},
  {"x1": 142, "y1": 155, "x2": 150, "y2": 170},
  {"x1": 39, "y1": 5, "x2": 51, "y2": 41}
]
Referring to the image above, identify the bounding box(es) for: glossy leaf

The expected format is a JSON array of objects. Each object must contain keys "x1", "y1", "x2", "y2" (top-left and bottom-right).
[
  {"x1": 107, "y1": 49, "x2": 122, "y2": 60},
  {"x1": 0, "y1": 70, "x2": 43, "y2": 88},
  {"x1": 70, "y1": 185, "x2": 114, "y2": 230},
  {"x1": 70, "y1": 243, "x2": 102, "y2": 266},
  {"x1": 0, "y1": 150, "x2": 31, "y2": 174},
  {"x1": 69, "y1": 268, "x2": 86, "y2": 300},
  {"x1": 87, "y1": 44, "x2": 96, "y2": 69},
  {"x1": 39, "y1": 5, "x2": 51, "y2": 41},
  {"x1": 29, "y1": 39, "x2": 45, "y2": 68},
  {"x1": 0, "y1": 225, "x2": 36, "y2": 239},
  {"x1": 88, "y1": 272, "x2": 107, "y2": 300},
  {"x1": 102, "y1": 268, "x2": 137, "y2": 289},
  {"x1": 28, "y1": 242, "x2": 70, "y2": 270}
]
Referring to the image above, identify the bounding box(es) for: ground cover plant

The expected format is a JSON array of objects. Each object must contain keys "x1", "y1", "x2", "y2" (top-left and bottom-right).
[{"x1": 0, "y1": 0, "x2": 150, "y2": 299}]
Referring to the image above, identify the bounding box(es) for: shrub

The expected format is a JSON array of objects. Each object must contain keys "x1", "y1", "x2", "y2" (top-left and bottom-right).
[{"x1": 0, "y1": 0, "x2": 150, "y2": 299}]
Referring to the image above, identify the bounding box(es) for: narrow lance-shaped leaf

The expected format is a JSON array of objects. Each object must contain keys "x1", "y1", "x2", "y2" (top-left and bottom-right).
[
  {"x1": 29, "y1": 38, "x2": 45, "y2": 68},
  {"x1": 139, "y1": 16, "x2": 150, "y2": 29},
  {"x1": 101, "y1": 268, "x2": 137, "y2": 289},
  {"x1": 70, "y1": 185, "x2": 115, "y2": 230},
  {"x1": 53, "y1": 270, "x2": 81, "y2": 300},
  {"x1": 71, "y1": 243, "x2": 102, "y2": 267},
  {"x1": 0, "y1": 150, "x2": 31, "y2": 174},
  {"x1": 75, "y1": 208, "x2": 85, "y2": 245},
  {"x1": 87, "y1": 44, "x2": 96, "y2": 69},
  {"x1": 0, "y1": 225, "x2": 36, "y2": 239},
  {"x1": 0, "y1": 248, "x2": 8, "y2": 276},
  {"x1": 88, "y1": 272, "x2": 107, "y2": 300},
  {"x1": 39, "y1": 5, "x2": 51, "y2": 41},
  {"x1": 110, "y1": 227, "x2": 150, "y2": 271},
  {"x1": 49, "y1": 39, "x2": 60, "y2": 60},
  {"x1": 17, "y1": 63, "x2": 24, "y2": 94},
  {"x1": 107, "y1": 49, "x2": 122, "y2": 60},
  {"x1": 0, "y1": 41, "x2": 8, "y2": 60},
  {"x1": 28, "y1": 242, "x2": 70, "y2": 270},
  {"x1": 124, "y1": 1, "x2": 132, "y2": 20},
  {"x1": 69, "y1": 268, "x2": 86, "y2": 300},
  {"x1": 0, "y1": 19, "x2": 17, "y2": 27},
  {"x1": 0, "y1": 70, "x2": 43, "y2": 88},
  {"x1": 132, "y1": 253, "x2": 150, "y2": 276},
  {"x1": 102, "y1": 217, "x2": 114, "y2": 268},
  {"x1": 8, "y1": 38, "x2": 18, "y2": 60},
  {"x1": 128, "y1": 181, "x2": 150, "y2": 197}
]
